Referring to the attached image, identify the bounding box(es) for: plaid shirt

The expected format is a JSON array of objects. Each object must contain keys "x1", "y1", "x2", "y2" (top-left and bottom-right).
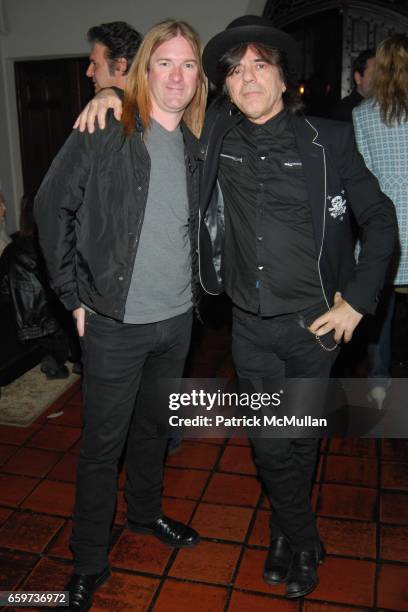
[{"x1": 353, "y1": 100, "x2": 408, "y2": 285}]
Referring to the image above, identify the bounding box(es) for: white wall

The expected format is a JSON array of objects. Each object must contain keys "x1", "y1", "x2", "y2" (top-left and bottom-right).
[{"x1": 0, "y1": 0, "x2": 265, "y2": 231}]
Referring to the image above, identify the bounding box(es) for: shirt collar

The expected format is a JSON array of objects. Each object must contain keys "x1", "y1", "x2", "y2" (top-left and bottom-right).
[{"x1": 242, "y1": 107, "x2": 289, "y2": 138}]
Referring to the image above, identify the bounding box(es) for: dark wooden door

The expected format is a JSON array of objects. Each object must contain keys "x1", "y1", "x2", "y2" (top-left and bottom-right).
[{"x1": 15, "y1": 57, "x2": 93, "y2": 195}]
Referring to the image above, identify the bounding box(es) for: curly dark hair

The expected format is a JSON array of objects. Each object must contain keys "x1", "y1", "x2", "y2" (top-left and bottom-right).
[
  {"x1": 87, "y1": 21, "x2": 142, "y2": 75},
  {"x1": 353, "y1": 48, "x2": 375, "y2": 78},
  {"x1": 216, "y1": 42, "x2": 303, "y2": 114}
]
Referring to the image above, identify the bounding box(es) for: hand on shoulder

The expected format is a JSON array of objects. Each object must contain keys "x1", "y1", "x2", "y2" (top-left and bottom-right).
[{"x1": 73, "y1": 88, "x2": 123, "y2": 134}]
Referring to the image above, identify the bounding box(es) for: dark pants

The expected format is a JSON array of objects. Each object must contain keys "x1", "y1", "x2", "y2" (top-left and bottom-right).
[
  {"x1": 71, "y1": 309, "x2": 192, "y2": 574},
  {"x1": 366, "y1": 286, "x2": 395, "y2": 387},
  {"x1": 232, "y1": 302, "x2": 338, "y2": 552}
]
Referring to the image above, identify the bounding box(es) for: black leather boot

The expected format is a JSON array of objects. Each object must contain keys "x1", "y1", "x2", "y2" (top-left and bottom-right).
[
  {"x1": 263, "y1": 535, "x2": 292, "y2": 584},
  {"x1": 285, "y1": 541, "x2": 326, "y2": 598}
]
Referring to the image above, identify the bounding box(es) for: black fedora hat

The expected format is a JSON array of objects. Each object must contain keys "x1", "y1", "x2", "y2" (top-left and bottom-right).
[{"x1": 203, "y1": 15, "x2": 296, "y2": 85}]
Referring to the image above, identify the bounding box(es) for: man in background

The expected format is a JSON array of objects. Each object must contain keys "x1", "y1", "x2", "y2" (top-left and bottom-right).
[
  {"x1": 86, "y1": 21, "x2": 142, "y2": 92},
  {"x1": 331, "y1": 48, "x2": 375, "y2": 121},
  {"x1": 0, "y1": 192, "x2": 11, "y2": 256}
]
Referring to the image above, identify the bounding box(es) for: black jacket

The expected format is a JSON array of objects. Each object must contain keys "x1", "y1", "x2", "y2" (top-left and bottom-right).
[
  {"x1": 330, "y1": 89, "x2": 363, "y2": 123},
  {"x1": 0, "y1": 236, "x2": 61, "y2": 341},
  {"x1": 35, "y1": 114, "x2": 201, "y2": 320},
  {"x1": 198, "y1": 102, "x2": 398, "y2": 315}
]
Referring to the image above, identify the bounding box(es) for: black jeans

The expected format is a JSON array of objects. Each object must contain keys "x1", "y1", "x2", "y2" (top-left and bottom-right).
[
  {"x1": 71, "y1": 309, "x2": 192, "y2": 574},
  {"x1": 232, "y1": 302, "x2": 338, "y2": 552}
]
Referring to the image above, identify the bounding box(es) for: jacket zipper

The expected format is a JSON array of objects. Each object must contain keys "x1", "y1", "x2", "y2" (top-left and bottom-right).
[{"x1": 220, "y1": 153, "x2": 243, "y2": 163}]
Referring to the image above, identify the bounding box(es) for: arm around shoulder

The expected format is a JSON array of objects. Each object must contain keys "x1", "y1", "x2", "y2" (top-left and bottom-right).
[{"x1": 74, "y1": 87, "x2": 124, "y2": 133}]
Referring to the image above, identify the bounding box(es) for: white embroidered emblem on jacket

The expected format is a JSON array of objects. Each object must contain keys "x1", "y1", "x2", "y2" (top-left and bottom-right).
[{"x1": 328, "y1": 192, "x2": 347, "y2": 219}]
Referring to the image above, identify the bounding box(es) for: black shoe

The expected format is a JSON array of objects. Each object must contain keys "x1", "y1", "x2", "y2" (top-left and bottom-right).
[
  {"x1": 263, "y1": 535, "x2": 292, "y2": 585},
  {"x1": 127, "y1": 515, "x2": 200, "y2": 548},
  {"x1": 63, "y1": 567, "x2": 110, "y2": 611},
  {"x1": 72, "y1": 361, "x2": 83, "y2": 375},
  {"x1": 41, "y1": 356, "x2": 70, "y2": 380},
  {"x1": 285, "y1": 542, "x2": 325, "y2": 599},
  {"x1": 45, "y1": 364, "x2": 70, "y2": 379}
]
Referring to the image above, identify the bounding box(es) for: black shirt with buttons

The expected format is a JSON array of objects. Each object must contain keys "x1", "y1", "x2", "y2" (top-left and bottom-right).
[{"x1": 218, "y1": 107, "x2": 323, "y2": 316}]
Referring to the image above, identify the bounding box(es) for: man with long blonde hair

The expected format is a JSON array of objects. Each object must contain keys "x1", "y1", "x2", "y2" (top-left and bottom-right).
[{"x1": 35, "y1": 19, "x2": 207, "y2": 611}]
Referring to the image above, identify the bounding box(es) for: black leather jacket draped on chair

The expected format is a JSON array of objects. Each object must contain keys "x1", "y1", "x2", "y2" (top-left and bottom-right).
[{"x1": 0, "y1": 236, "x2": 61, "y2": 341}]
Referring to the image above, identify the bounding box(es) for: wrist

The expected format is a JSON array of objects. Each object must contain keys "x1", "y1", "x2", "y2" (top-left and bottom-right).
[{"x1": 346, "y1": 301, "x2": 366, "y2": 315}]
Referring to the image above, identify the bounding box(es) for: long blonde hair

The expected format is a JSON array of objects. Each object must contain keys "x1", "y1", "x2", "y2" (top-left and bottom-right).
[
  {"x1": 122, "y1": 19, "x2": 207, "y2": 137},
  {"x1": 371, "y1": 33, "x2": 408, "y2": 125}
]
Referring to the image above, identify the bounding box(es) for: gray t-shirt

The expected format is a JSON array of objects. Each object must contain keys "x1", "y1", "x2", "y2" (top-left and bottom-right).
[{"x1": 124, "y1": 119, "x2": 192, "y2": 323}]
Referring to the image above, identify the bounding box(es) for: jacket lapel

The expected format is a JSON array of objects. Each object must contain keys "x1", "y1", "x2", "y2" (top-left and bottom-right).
[
  {"x1": 199, "y1": 106, "x2": 242, "y2": 215},
  {"x1": 291, "y1": 115, "x2": 326, "y2": 253},
  {"x1": 181, "y1": 122, "x2": 199, "y2": 176}
]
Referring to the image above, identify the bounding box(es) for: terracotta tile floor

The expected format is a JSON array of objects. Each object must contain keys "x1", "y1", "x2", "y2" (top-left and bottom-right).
[{"x1": 0, "y1": 316, "x2": 407, "y2": 611}]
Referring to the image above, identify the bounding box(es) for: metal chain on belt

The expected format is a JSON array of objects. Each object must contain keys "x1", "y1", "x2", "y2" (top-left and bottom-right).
[{"x1": 314, "y1": 334, "x2": 339, "y2": 352}]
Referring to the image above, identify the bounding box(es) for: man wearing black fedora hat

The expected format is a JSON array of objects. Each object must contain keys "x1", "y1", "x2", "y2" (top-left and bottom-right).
[
  {"x1": 73, "y1": 14, "x2": 396, "y2": 599},
  {"x1": 198, "y1": 14, "x2": 396, "y2": 599}
]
